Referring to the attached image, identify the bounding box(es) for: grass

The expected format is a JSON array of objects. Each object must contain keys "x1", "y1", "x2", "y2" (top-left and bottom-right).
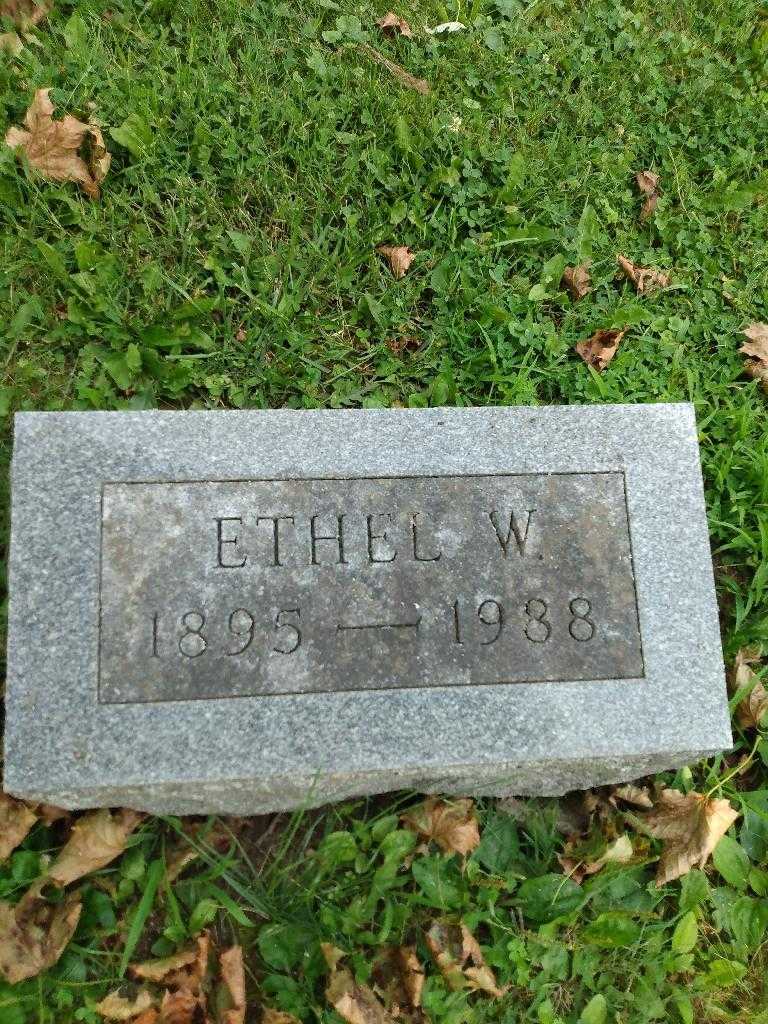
[{"x1": 1, "y1": 0, "x2": 768, "y2": 1020}]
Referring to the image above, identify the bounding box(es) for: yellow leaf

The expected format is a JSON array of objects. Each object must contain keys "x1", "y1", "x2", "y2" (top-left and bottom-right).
[
  {"x1": 5, "y1": 88, "x2": 111, "y2": 198},
  {"x1": 401, "y1": 797, "x2": 480, "y2": 857},
  {"x1": 0, "y1": 881, "x2": 81, "y2": 984},
  {"x1": 644, "y1": 789, "x2": 739, "y2": 886}
]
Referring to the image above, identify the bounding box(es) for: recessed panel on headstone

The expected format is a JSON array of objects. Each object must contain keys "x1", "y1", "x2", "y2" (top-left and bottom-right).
[
  {"x1": 4, "y1": 405, "x2": 731, "y2": 813},
  {"x1": 98, "y1": 472, "x2": 642, "y2": 704}
]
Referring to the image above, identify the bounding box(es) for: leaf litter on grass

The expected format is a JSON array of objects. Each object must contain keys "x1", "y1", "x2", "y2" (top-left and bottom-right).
[
  {"x1": 5, "y1": 88, "x2": 111, "y2": 198},
  {"x1": 740, "y1": 323, "x2": 768, "y2": 391}
]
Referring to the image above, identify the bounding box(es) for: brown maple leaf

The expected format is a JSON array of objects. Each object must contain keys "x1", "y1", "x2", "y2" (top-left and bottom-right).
[
  {"x1": 401, "y1": 797, "x2": 480, "y2": 856},
  {"x1": 326, "y1": 966, "x2": 396, "y2": 1024},
  {"x1": 732, "y1": 646, "x2": 768, "y2": 729},
  {"x1": 0, "y1": 0, "x2": 50, "y2": 27},
  {"x1": 376, "y1": 11, "x2": 413, "y2": 36},
  {"x1": 94, "y1": 988, "x2": 155, "y2": 1020},
  {"x1": 575, "y1": 328, "x2": 627, "y2": 371},
  {"x1": 740, "y1": 323, "x2": 768, "y2": 391},
  {"x1": 635, "y1": 170, "x2": 661, "y2": 221},
  {"x1": 617, "y1": 255, "x2": 670, "y2": 295},
  {"x1": 377, "y1": 244, "x2": 415, "y2": 279},
  {"x1": 561, "y1": 262, "x2": 592, "y2": 301},
  {"x1": 0, "y1": 880, "x2": 81, "y2": 984},
  {"x1": 644, "y1": 788, "x2": 739, "y2": 885},
  {"x1": 0, "y1": 794, "x2": 37, "y2": 861},
  {"x1": 426, "y1": 920, "x2": 506, "y2": 998},
  {"x1": 5, "y1": 88, "x2": 111, "y2": 198},
  {"x1": 48, "y1": 808, "x2": 143, "y2": 886}
]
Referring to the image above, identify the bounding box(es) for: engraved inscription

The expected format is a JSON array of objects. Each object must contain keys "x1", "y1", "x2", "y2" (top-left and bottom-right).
[{"x1": 98, "y1": 473, "x2": 644, "y2": 703}]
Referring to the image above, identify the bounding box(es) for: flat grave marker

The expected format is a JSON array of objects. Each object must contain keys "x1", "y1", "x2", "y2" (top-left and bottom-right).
[{"x1": 4, "y1": 404, "x2": 731, "y2": 813}]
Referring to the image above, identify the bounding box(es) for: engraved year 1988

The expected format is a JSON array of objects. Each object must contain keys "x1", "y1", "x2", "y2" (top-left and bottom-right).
[{"x1": 149, "y1": 596, "x2": 596, "y2": 659}]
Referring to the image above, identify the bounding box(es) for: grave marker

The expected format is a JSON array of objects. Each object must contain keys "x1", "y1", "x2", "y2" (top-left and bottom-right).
[{"x1": 4, "y1": 405, "x2": 731, "y2": 813}]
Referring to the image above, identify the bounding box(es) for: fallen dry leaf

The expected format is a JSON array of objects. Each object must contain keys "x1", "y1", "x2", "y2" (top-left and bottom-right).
[
  {"x1": 617, "y1": 255, "x2": 670, "y2": 295},
  {"x1": 36, "y1": 803, "x2": 70, "y2": 826},
  {"x1": 133, "y1": 1013, "x2": 159, "y2": 1024},
  {"x1": 377, "y1": 244, "x2": 415, "y2": 280},
  {"x1": 561, "y1": 262, "x2": 592, "y2": 301},
  {"x1": 610, "y1": 784, "x2": 653, "y2": 810},
  {"x1": 94, "y1": 988, "x2": 155, "y2": 1021},
  {"x1": 0, "y1": 794, "x2": 37, "y2": 861},
  {"x1": 635, "y1": 170, "x2": 661, "y2": 221},
  {"x1": 5, "y1": 88, "x2": 111, "y2": 199},
  {"x1": 158, "y1": 989, "x2": 199, "y2": 1024},
  {"x1": 261, "y1": 1012, "x2": 303, "y2": 1024},
  {"x1": 425, "y1": 921, "x2": 506, "y2": 998},
  {"x1": 219, "y1": 946, "x2": 246, "y2": 1024},
  {"x1": 575, "y1": 328, "x2": 627, "y2": 371},
  {"x1": 376, "y1": 11, "x2": 412, "y2": 37},
  {"x1": 732, "y1": 647, "x2": 768, "y2": 729},
  {"x1": 0, "y1": 0, "x2": 50, "y2": 27},
  {"x1": 559, "y1": 834, "x2": 634, "y2": 883},
  {"x1": 402, "y1": 797, "x2": 480, "y2": 857},
  {"x1": 0, "y1": 881, "x2": 81, "y2": 983},
  {"x1": 48, "y1": 808, "x2": 143, "y2": 886},
  {"x1": 134, "y1": 933, "x2": 210, "y2": 998},
  {"x1": 326, "y1": 966, "x2": 396, "y2": 1024},
  {"x1": 321, "y1": 942, "x2": 347, "y2": 971},
  {"x1": 130, "y1": 946, "x2": 200, "y2": 984},
  {"x1": 740, "y1": 323, "x2": 768, "y2": 391},
  {"x1": 372, "y1": 946, "x2": 425, "y2": 1019},
  {"x1": 644, "y1": 789, "x2": 739, "y2": 885},
  {"x1": 386, "y1": 335, "x2": 420, "y2": 356},
  {"x1": 358, "y1": 44, "x2": 430, "y2": 94}
]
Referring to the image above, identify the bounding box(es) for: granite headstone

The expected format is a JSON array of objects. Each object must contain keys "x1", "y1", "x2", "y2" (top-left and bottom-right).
[{"x1": 4, "y1": 404, "x2": 731, "y2": 813}]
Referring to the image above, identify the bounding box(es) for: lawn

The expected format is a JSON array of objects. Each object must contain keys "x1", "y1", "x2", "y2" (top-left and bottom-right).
[{"x1": 1, "y1": 0, "x2": 768, "y2": 1020}]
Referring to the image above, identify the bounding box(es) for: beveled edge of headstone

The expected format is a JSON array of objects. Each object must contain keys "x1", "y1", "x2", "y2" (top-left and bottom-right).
[{"x1": 4, "y1": 403, "x2": 732, "y2": 812}]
